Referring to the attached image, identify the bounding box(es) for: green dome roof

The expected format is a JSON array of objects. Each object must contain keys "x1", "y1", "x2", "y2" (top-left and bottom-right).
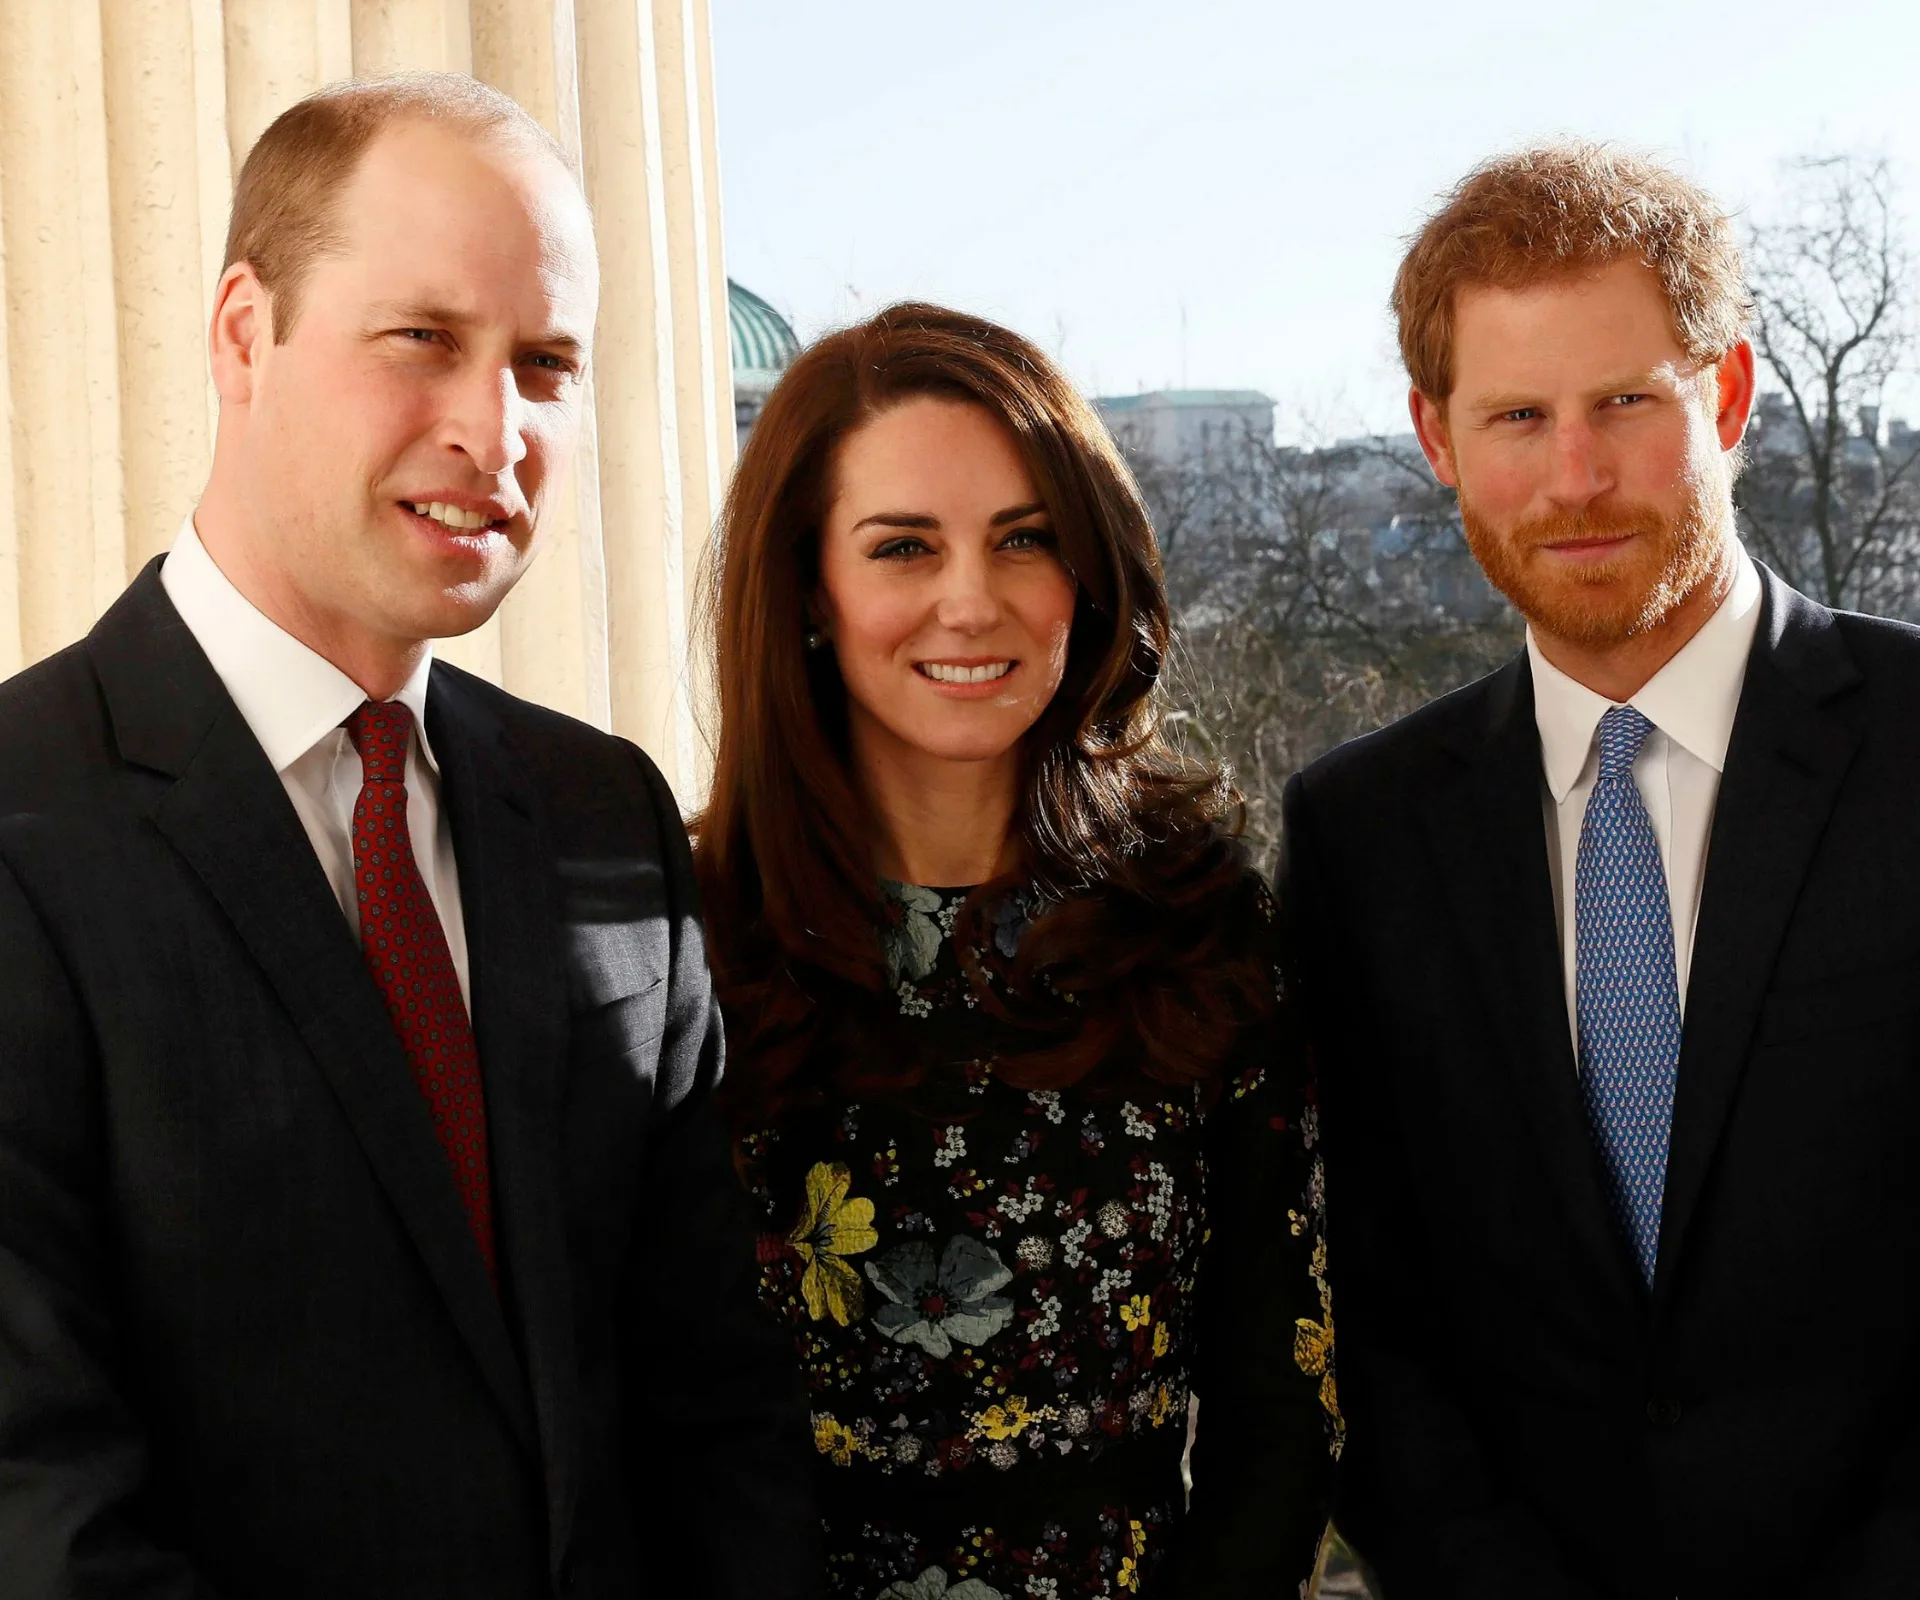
[{"x1": 729, "y1": 279, "x2": 798, "y2": 381}]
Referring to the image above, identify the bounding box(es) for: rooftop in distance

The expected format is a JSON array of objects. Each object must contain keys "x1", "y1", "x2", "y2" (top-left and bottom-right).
[{"x1": 1095, "y1": 388, "x2": 1275, "y2": 412}]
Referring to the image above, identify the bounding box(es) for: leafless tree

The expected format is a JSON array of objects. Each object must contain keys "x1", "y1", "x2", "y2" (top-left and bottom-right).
[
  {"x1": 1135, "y1": 425, "x2": 1518, "y2": 869},
  {"x1": 1738, "y1": 154, "x2": 1920, "y2": 616}
]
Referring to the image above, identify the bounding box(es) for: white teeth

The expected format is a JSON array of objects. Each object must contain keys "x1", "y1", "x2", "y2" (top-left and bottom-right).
[
  {"x1": 921, "y1": 661, "x2": 1013, "y2": 684},
  {"x1": 408, "y1": 501, "x2": 493, "y2": 531}
]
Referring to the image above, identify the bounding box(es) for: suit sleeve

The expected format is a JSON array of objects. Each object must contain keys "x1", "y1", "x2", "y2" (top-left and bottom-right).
[
  {"x1": 1165, "y1": 878, "x2": 1336, "y2": 1598},
  {"x1": 0, "y1": 856, "x2": 224, "y2": 1599},
  {"x1": 1279, "y1": 775, "x2": 1593, "y2": 1600},
  {"x1": 1826, "y1": 1456, "x2": 1920, "y2": 1595},
  {"x1": 620, "y1": 751, "x2": 823, "y2": 1600}
]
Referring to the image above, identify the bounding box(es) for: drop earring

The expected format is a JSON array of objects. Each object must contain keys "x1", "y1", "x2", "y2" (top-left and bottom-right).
[{"x1": 804, "y1": 626, "x2": 826, "y2": 652}]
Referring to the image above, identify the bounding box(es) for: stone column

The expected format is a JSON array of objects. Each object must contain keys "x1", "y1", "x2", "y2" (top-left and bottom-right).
[{"x1": 0, "y1": 0, "x2": 734, "y2": 804}]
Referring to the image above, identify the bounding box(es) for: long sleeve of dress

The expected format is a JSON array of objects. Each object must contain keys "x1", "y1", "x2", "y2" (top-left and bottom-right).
[{"x1": 1167, "y1": 883, "x2": 1340, "y2": 1599}]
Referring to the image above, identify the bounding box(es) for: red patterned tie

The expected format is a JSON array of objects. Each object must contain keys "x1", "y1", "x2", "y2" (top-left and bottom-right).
[{"x1": 347, "y1": 701, "x2": 496, "y2": 1282}]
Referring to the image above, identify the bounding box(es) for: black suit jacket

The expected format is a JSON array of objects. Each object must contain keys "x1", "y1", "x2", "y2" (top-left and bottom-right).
[
  {"x1": 0, "y1": 565, "x2": 818, "y2": 1599},
  {"x1": 1280, "y1": 569, "x2": 1920, "y2": 1599}
]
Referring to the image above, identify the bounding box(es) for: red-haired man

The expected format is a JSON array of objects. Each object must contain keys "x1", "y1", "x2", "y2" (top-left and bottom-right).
[{"x1": 1283, "y1": 146, "x2": 1920, "y2": 1596}]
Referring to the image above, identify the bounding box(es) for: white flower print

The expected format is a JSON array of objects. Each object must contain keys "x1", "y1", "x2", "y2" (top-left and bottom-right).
[
  {"x1": 998, "y1": 1180, "x2": 1047, "y2": 1225},
  {"x1": 1143, "y1": 1161, "x2": 1175, "y2": 1242},
  {"x1": 933, "y1": 1126, "x2": 968, "y2": 1168},
  {"x1": 1060, "y1": 1218, "x2": 1094, "y2": 1268},
  {"x1": 1028, "y1": 1089, "x2": 1066, "y2": 1125},
  {"x1": 1029, "y1": 1295, "x2": 1062, "y2": 1340}
]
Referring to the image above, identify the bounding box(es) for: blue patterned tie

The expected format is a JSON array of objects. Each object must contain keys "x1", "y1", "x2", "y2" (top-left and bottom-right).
[{"x1": 1575, "y1": 706, "x2": 1680, "y2": 1284}]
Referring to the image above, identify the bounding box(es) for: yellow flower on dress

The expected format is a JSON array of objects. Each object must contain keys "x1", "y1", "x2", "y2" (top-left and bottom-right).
[
  {"x1": 789, "y1": 1162, "x2": 878, "y2": 1325},
  {"x1": 1149, "y1": 1383, "x2": 1175, "y2": 1427},
  {"x1": 813, "y1": 1414, "x2": 862, "y2": 1466},
  {"x1": 1119, "y1": 1293, "x2": 1152, "y2": 1331},
  {"x1": 1295, "y1": 1234, "x2": 1345, "y2": 1452},
  {"x1": 968, "y1": 1394, "x2": 1062, "y2": 1444},
  {"x1": 1117, "y1": 1557, "x2": 1139, "y2": 1591},
  {"x1": 1151, "y1": 1321, "x2": 1171, "y2": 1359},
  {"x1": 1294, "y1": 1315, "x2": 1334, "y2": 1388}
]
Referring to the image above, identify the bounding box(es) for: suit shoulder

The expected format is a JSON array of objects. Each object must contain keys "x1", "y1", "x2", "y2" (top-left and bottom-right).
[
  {"x1": 0, "y1": 637, "x2": 99, "y2": 730},
  {"x1": 432, "y1": 661, "x2": 671, "y2": 804},
  {"x1": 1295, "y1": 658, "x2": 1516, "y2": 805},
  {"x1": 1830, "y1": 606, "x2": 1920, "y2": 674},
  {"x1": 0, "y1": 639, "x2": 113, "y2": 806}
]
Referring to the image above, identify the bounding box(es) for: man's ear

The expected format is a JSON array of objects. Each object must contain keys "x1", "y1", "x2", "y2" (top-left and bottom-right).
[
  {"x1": 1713, "y1": 339, "x2": 1758, "y2": 453},
  {"x1": 209, "y1": 262, "x2": 274, "y2": 407},
  {"x1": 1409, "y1": 386, "x2": 1459, "y2": 488}
]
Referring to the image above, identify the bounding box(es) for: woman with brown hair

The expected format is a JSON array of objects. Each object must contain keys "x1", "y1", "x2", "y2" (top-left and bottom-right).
[{"x1": 695, "y1": 302, "x2": 1336, "y2": 1598}]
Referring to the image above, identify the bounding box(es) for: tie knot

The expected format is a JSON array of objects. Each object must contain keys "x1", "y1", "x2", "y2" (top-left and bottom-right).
[
  {"x1": 347, "y1": 700, "x2": 414, "y2": 788},
  {"x1": 1594, "y1": 704, "x2": 1654, "y2": 781}
]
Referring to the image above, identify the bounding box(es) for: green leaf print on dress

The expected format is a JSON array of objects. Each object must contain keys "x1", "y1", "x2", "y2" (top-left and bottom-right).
[
  {"x1": 865, "y1": 1235, "x2": 1014, "y2": 1357},
  {"x1": 876, "y1": 1568, "x2": 1005, "y2": 1600},
  {"x1": 881, "y1": 882, "x2": 946, "y2": 987}
]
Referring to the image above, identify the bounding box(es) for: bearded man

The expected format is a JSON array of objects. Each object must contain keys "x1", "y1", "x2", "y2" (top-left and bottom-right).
[
  {"x1": 1280, "y1": 146, "x2": 1920, "y2": 1598},
  {"x1": 0, "y1": 76, "x2": 815, "y2": 1597}
]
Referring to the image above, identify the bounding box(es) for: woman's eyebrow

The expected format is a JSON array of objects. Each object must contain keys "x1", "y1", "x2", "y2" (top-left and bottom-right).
[{"x1": 850, "y1": 511, "x2": 939, "y2": 533}]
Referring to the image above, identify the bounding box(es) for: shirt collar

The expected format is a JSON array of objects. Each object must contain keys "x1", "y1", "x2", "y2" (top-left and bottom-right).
[
  {"x1": 160, "y1": 517, "x2": 440, "y2": 776},
  {"x1": 1528, "y1": 546, "x2": 1763, "y2": 803}
]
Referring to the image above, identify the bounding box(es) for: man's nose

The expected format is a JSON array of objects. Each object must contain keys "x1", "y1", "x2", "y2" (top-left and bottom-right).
[
  {"x1": 1543, "y1": 418, "x2": 1614, "y2": 508},
  {"x1": 446, "y1": 365, "x2": 528, "y2": 478}
]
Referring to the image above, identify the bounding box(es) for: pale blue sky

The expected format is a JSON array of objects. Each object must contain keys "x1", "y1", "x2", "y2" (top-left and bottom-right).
[{"x1": 713, "y1": 0, "x2": 1920, "y2": 439}]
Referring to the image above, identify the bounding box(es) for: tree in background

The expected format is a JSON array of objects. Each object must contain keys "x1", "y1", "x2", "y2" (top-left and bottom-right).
[
  {"x1": 1137, "y1": 422, "x2": 1519, "y2": 870},
  {"x1": 1138, "y1": 151, "x2": 1920, "y2": 880},
  {"x1": 1738, "y1": 154, "x2": 1920, "y2": 617}
]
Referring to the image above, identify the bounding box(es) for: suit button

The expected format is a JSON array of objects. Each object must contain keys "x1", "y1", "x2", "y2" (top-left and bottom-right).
[{"x1": 1646, "y1": 1397, "x2": 1682, "y2": 1428}]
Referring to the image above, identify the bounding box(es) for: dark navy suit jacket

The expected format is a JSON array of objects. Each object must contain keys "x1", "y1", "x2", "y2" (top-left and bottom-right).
[
  {"x1": 1282, "y1": 569, "x2": 1920, "y2": 1598},
  {"x1": 0, "y1": 564, "x2": 819, "y2": 1599}
]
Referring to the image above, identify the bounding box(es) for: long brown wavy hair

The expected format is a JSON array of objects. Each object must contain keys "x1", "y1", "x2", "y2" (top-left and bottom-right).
[{"x1": 693, "y1": 302, "x2": 1273, "y2": 1132}]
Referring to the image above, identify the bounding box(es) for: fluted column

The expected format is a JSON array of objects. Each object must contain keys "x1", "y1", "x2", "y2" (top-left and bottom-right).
[{"x1": 0, "y1": 0, "x2": 735, "y2": 805}]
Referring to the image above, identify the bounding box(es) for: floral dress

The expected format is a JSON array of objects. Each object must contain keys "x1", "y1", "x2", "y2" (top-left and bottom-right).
[{"x1": 743, "y1": 878, "x2": 1340, "y2": 1600}]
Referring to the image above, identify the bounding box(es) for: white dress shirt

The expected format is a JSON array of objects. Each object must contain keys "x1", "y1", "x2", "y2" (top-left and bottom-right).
[
  {"x1": 1532, "y1": 549, "x2": 1763, "y2": 1045},
  {"x1": 161, "y1": 518, "x2": 471, "y2": 1007}
]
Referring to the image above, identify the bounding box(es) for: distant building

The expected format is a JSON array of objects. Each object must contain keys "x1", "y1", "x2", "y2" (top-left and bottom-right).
[
  {"x1": 1094, "y1": 389, "x2": 1275, "y2": 468},
  {"x1": 729, "y1": 279, "x2": 800, "y2": 446}
]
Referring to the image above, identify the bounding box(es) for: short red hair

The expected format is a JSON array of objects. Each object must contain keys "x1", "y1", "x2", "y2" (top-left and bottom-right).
[{"x1": 1393, "y1": 143, "x2": 1752, "y2": 400}]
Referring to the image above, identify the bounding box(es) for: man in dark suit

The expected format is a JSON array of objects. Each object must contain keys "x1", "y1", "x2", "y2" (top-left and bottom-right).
[
  {"x1": 0, "y1": 75, "x2": 815, "y2": 1598},
  {"x1": 1282, "y1": 145, "x2": 1920, "y2": 1598}
]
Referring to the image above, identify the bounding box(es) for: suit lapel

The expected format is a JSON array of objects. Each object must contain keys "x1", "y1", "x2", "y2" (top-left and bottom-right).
[
  {"x1": 1423, "y1": 655, "x2": 1641, "y2": 1304},
  {"x1": 429, "y1": 667, "x2": 581, "y2": 1579},
  {"x1": 1654, "y1": 570, "x2": 1862, "y2": 1303},
  {"x1": 90, "y1": 566, "x2": 539, "y2": 1457}
]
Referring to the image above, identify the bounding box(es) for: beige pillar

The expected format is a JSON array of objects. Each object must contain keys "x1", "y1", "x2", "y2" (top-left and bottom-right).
[{"x1": 0, "y1": 0, "x2": 735, "y2": 805}]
